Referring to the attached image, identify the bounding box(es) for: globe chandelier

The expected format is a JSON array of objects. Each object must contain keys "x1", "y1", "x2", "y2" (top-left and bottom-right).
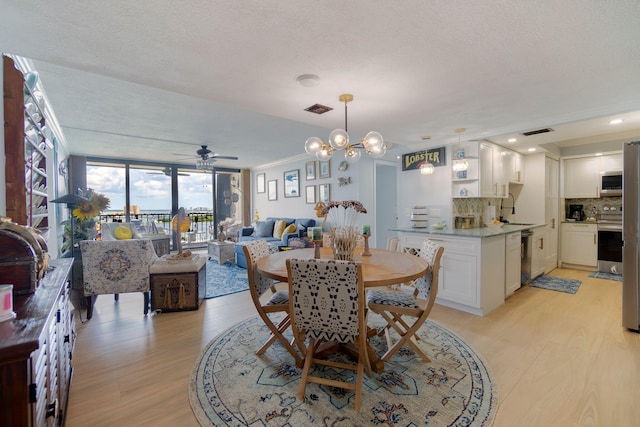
[{"x1": 304, "y1": 94, "x2": 386, "y2": 163}]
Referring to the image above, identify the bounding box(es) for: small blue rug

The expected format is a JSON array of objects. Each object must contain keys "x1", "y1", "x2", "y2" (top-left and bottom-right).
[
  {"x1": 205, "y1": 259, "x2": 249, "y2": 299},
  {"x1": 588, "y1": 271, "x2": 623, "y2": 282},
  {"x1": 529, "y1": 275, "x2": 581, "y2": 294}
]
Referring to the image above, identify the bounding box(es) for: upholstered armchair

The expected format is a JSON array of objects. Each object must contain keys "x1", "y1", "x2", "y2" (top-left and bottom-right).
[{"x1": 80, "y1": 239, "x2": 158, "y2": 319}]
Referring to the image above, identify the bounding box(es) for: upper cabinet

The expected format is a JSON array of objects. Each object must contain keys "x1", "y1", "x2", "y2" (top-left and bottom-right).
[
  {"x1": 453, "y1": 141, "x2": 520, "y2": 199},
  {"x1": 3, "y1": 56, "x2": 49, "y2": 229},
  {"x1": 563, "y1": 156, "x2": 599, "y2": 198},
  {"x1": 562, "y1": 153, "x2": 622, "y2": 199}
]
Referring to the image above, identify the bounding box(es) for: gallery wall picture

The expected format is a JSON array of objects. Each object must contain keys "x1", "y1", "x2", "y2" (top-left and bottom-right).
[
  {"x1": 305, "y1": 185, "x2": 316, "y2": 204},
  {"x1": 319, "y1": 183, "x2": 330, "y2": 203},
  {"x1": 319, "y1": 160, "x2": 331, "y2": 179},
  {"x1": 284, "y1": 169, "x2": 300, "y2": 198},
  {"x1": 305, "y1": 161, "x2": 316, "y2": 180},
  {"x1": 256, "y1": 173, "x2": 266, "y2": 193},
  {"x1": 267, "y1": 180, "x2": 277, "y2": 201}
]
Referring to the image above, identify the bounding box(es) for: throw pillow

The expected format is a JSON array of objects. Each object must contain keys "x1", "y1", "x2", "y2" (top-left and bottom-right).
[
  {"x1": 272, "y1": 219, "x2": 287, "y2": 239},
  {"x1": 282, "y1": 223, "x2": 297, "y2": 236},
  {"x1": 113, "y1": 225, "x2": 133, "y2": 240},
  {"x1": 255, "y1": 220, "x2": 275, "y2": 237}
]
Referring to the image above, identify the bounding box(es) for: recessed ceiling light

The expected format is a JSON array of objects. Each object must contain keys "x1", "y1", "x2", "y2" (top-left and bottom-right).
[
  {"x1": 507, "y1": 138, "x2": 517, "y2": 143},
  {"x1": 595, "y1": 152, "x2": 603, "y2": 156},
  {"x1": 421, "y1": 135, "x2": 431, "y2": 140},
  {"x1": 527, "y1": 148, "x2": 536, "y2": 152},
  {"x1": 610, "y1": 118, "x2": 623, "y2": 125},
  {"x1": 296, "y1": 74, "x2": 320, "y2": 87}
]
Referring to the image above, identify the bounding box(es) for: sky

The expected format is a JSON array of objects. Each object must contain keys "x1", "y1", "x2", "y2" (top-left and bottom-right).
[{"x1": 86, "y1": 165, "x2": 214, "y2": 212}]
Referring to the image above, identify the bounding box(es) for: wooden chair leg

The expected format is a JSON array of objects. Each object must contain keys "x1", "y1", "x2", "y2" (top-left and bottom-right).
[
  {"x1": 143, "y1": 291, "x2": 150, "y2": 315},
  {"x1": 86, "y1": 295, "x2": 95, "y2": 320}
]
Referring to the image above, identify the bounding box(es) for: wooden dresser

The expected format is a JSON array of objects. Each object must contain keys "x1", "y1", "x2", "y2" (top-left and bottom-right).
[{"x1": 0, "y1": 259, "x2": 75, "y2": 426}]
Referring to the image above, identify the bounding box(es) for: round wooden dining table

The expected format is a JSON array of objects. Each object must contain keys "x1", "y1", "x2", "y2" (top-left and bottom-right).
[
  {"x1": 256, "y1": 246, "x2": 429, "y2": 373},
  {"x1": 256, "y1": 246, "x2": 428, "y2": 287}
]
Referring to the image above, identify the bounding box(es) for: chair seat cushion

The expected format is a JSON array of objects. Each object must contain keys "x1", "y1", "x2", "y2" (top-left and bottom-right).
[
  {"x1": 266, "y1": 290, "x2": 289, "y2": 306},
  {"x1": 367, "y1": 289, "x2": 419, "y2": 309}
]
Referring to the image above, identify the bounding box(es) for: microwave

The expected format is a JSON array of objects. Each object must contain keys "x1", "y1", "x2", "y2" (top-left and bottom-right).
[{"x1": 601, "y1": 171, "x2": 622, "y2": 196}]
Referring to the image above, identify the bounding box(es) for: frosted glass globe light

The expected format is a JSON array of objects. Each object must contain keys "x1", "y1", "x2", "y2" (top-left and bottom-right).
[
  {"x1": 316, "y1": 145, "x2": 334, "y2": 161},
  {"x1": 362, "y1": 131, "x2": 384, "y2": 151},
  {"x1": 305, "y1": 137, "x2": 323, "y2": 155},
  {"x1": 329, "y1": 129, "x2": 349, "y2": 149},
  {"x1": 345, "y1": 145, "x2": 361, "y2": 163}
]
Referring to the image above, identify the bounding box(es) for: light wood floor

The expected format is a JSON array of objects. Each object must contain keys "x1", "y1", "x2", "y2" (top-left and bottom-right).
[{"x1": 65, "y1": 268, "x2": 640, "y2": 427}]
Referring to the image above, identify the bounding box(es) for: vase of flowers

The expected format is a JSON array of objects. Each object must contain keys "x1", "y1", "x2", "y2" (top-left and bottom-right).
[{"x1": 321, "y1": 200, "x2": 367, "y2": 261}]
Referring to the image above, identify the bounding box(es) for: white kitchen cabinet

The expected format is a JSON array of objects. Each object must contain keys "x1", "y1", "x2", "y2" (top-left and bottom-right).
[
  {"x1": 507, "y1": 151, "x2": 525, "y2": 184},
  {"x1": 505, "y1": 231, "x2": 521, "y2": 297},
  {"x1": 480, "y1": 142, "x2": 509, "y2": 198},
  {"x1": 531, "y1": 227, "x2": 546, "y2": 279},
  {"x1": 561, "y1": 222, "x2": 597, "y2": 268},
  {"x1": 598, "y1": 153, "x2": 623, "y2": 173},
  {"x1": 398, "y1": 232, "x2": 505, "y2": 316},
  {"x1": 563, "y1": 157, "x2": 599, "y2": 198},
  {"x1": 544, "y1": 158, "x2": 559, "y2": 273}
]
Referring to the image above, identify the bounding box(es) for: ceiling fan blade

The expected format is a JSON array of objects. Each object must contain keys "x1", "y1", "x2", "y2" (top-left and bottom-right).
[{"x1": 211, "y1": 155, "x2": 239, "y2": 160}]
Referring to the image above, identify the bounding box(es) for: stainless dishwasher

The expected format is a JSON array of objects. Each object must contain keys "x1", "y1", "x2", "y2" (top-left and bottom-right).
[{"x1": 520, "y1": 229, "x2": 534, "y2": 284}]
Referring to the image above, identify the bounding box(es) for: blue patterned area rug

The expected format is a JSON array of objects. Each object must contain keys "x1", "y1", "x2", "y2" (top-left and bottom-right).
[
  {"x1": 588, "y1": 271, "x2": 623, "y2": 282},
  {"x1": 528, "y1": 275, "x2": 581, "y2": 294},
  {"x1": 205, "y1": 259, "x2": 248, "y2": 299},
  {"x1": 189, "y1": 314, "x2": 498, "y2": 426}
]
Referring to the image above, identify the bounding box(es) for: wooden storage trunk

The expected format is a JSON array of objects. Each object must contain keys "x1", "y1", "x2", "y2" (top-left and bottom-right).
[
  {"x1": 150, "y1": 256, "x2": 206, "y2": 312},
  {"x1": 0, "y1": 230, "x2": 38, "y2": 294}
]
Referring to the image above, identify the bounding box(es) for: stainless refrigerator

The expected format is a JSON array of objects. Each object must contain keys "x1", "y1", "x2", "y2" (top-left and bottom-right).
[{"x1": 623, "y1": 141, "x2": 640, "y2": 330}]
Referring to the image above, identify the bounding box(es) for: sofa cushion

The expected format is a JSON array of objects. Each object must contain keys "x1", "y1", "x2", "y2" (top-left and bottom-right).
[
  {"x1": 273, "y1": 219, "x2": 287, "y2": 239},
  {"x1": 295, "y1": 218, "x2": 315, "y2": 233},
  {"x1": 255, "y1": 220, "x2": 275, "y2": 237},
  {"x1": 283, "y1": 223, "x2": 297, "y2": 236},
  {"x1": 113, "y1": 225, "x2": 133, "y2": 240}
]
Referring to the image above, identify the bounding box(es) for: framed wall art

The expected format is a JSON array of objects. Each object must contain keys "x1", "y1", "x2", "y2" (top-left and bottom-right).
[
  {"x1": 318, "y1": 183, "x2": 330, "y2": 203},
  {"x1": 305, "y1": 185, "x2": 316, "y2": 204},
  {"x1": 284, "y1": 169, "x2": 300, "y2": 198},
  {"x1": 305, "y1": 161, "x2": 316, "y2": 180},
  {"x1": 319, "y1": 160, "x2": 331, "y2": 179},
  {"x1": 267, "y1": 179, "x2": 277, "y2": 201},
  {"x1": 256, "y1": 173, "x2": 266, "y2": 193}
]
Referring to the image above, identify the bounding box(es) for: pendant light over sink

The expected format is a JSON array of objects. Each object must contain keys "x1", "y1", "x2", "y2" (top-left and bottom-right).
[
  {"x1": 305, "y1": 94, "x2": 386, "y2": 163},
  {"x1": 451, "y1": 128, "x2": 469, "y2": 172}
]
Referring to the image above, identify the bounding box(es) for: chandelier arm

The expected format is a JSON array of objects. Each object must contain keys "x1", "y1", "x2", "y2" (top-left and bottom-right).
[{"x1": 344, "y1": 99, "x2": 348, "y2": 133}]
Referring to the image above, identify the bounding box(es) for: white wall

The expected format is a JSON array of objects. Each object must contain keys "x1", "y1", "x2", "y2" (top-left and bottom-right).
[
  {"x1": 396, "y1": 146, "x2": 453, "y2": 228},
  {"x1": 252, "y1": 156, "x2": 360, "y2": 223}
]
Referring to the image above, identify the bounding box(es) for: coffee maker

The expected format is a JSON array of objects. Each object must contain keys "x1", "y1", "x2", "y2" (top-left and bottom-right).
[{"x1": 569, "y1": 204, "x2": 585, "y2": 221}]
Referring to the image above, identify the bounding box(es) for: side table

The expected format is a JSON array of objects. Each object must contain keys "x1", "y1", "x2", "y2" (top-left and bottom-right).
[
  {"x1": 208, "y1": 240, "x2": 236, "y2": 265},
  {"x1": 149, "y1": 255, "x2": 206, "y2": 312}
]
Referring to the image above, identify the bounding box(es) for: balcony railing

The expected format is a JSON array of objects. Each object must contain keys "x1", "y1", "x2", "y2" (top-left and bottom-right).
[{"x1": 99, "y1": 211, "x2": 216, "y2": 248}]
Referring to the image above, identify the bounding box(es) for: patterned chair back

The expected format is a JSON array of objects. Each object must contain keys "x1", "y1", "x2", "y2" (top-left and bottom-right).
[
  {"x1": 244, "y1": 240, "x2": 276, "y2": 297},
  {"x1": 287, "y1": 258, "x2": 364, "y2": 344},
  {"x1": 414, "y1": 239, "x2": 444, "y2": 300}
]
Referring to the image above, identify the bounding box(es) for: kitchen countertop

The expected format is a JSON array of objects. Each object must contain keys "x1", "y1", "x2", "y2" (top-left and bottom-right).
[{"x1": 393, "y1": 223, "x2": 545, "y2": 238}]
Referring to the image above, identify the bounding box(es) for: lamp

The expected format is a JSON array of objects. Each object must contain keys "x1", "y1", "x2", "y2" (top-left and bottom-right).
[
  {"x1": 305, "y1": 94, "x2": 385, "y2": 163},
  {"x1": 196, "y1": 158, "x2": 215, "y2": 171},
  {"x1": 451, "y1": 128, "x2": 468, "y2": 172},
  {"x1": 420, "y1": 163, "x2": 435, "y2": 175}
]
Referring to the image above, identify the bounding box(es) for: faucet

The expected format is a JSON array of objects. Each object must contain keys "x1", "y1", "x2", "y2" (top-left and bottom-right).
[{"x1": 500, "y1": 193, "x2": 516, "y2": 216}]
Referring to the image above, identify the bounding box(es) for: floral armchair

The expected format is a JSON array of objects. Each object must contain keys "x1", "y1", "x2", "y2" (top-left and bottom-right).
[{"x1": 80, "y1": 239, "x2": 158, "y2": 319}]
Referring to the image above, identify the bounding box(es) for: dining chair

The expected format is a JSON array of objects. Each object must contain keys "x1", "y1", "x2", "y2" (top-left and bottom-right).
[
  {"x1": 367, "y1": 239, "x2": 444, "y2": 362},
  {"x1": 243, "y1": 240, "x2": 302, "y2": 366},
  {"x1": 286, "y1": 258, "x2": 370, "y2": 412}
]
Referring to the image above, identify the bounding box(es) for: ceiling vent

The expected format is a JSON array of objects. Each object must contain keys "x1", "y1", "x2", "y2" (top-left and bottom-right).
[
  {"x1": 521, "y1": 128, "x2": 554, "y2": 136},
  {"x1": 304, "y1": 103, "x2": 333, "y2": 115}
]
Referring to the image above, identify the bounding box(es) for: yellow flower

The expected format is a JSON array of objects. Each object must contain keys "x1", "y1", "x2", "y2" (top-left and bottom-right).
[
  {"x1": 73, "y1": 202, "x2": 99, "y2": 220},
  {"x1": 93, "y1": 194, "x2": 110, "y2": 212}
]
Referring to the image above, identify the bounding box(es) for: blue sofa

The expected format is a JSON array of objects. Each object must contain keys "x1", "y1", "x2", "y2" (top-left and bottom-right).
[{"x1": 234, "y1": 217, "x2": 316, "y2": 268}]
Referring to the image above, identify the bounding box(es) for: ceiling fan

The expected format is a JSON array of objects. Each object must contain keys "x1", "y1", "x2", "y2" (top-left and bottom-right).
[
  {"x1": 193, "y1": 145, "x2": 239, "y2": 162},
  {"x1": 146, "y1": 167, "x2": 190, "y2": 177}
]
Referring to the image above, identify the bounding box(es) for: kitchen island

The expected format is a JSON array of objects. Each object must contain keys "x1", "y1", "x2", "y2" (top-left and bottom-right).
[{"x1": 393, "y1": 224, "x2": 544, "y2": 316}]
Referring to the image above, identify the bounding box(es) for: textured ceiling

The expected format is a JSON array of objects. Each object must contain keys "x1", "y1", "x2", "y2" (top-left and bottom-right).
[{"x1": 2, "y1": 1, "x2": 640, "y2": 169}]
